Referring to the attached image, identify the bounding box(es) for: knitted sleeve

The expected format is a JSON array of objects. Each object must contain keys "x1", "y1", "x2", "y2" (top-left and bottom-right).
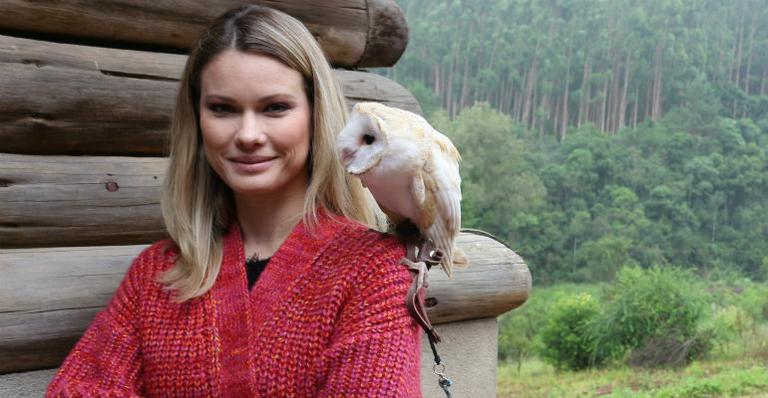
[
  {"x1": 318, "y1": 234, "x2": 422, "y2": 398},
  {"x1": 45, "y1": 247, "x2": 150, "y2": 398}
]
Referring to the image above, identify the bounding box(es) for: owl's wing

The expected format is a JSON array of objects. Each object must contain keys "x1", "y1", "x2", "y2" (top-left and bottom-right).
[
  {"x1": 430, "y1": 128, "x2": 461, "y2": 163},
  {"x1": 422, "y1": 149, "x2": 464, "y2": 277}
]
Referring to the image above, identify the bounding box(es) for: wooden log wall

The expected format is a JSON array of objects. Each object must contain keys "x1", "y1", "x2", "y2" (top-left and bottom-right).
[
  {"x1": 0, "y1": 0, "x2": 408, "y2": 68},
  {"x1": 0, "y1": 232, "x2": 531, "y2": 374},
  {"x1": 0, "y1": 0, "x2": 532, "y2": 377},
  {"x1": 0, "y1": 35, "x2": 420, "y2": 156}
]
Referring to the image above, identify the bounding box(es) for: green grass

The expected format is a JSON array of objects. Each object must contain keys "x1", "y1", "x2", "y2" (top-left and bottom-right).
[
  {"x1": 498, "y1": 358, "x2": 768, "y2": 397},
  {"x1": 497, "y1": 280, "x2": 768, "y2": 396}
]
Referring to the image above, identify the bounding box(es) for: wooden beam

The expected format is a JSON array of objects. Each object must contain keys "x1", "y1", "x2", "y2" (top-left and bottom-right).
[
  {"x1": 426, "y1": 232, "x2": 531, "y2": 324},
  {"x1": 0, "y1": 232, "x2": 531, "y2": 373},
  {"x1": 0, "y1": 154, "x2": 168, "y2": 248},
  {"x1": 0, "y1": 35, "x2": 420, "y2": 156},
  {"x1": 0, "y1": 0, "x2": 407, "y2": 68},
  {"x1": 0, "y1": 245, "x2": 146, "y2": 374}
]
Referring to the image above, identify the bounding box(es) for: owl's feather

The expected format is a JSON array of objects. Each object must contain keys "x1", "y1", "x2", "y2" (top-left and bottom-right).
[{"x1": 337, "y1": 102, "x2": 467, "y2": 277}]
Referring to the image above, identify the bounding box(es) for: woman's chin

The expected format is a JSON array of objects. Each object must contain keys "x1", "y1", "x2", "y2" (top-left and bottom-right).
[{"x1": 230, "y1": 181, "x2": 280, "y2": 196}]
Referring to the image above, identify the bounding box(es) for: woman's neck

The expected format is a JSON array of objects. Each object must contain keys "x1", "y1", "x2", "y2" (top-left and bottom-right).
[{"x1": 234, "y1": 181, "x2": 307, "y2": 260}]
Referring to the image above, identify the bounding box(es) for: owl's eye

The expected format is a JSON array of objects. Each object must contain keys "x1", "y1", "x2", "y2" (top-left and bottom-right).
[{"x1": 363, "y1": 134, "x2": 376, "y2": 145}]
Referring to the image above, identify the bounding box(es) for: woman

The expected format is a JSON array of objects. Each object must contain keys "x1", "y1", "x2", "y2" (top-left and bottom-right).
[{"x1": 46, "y1": 5, "x2": 421, "y2": 397}]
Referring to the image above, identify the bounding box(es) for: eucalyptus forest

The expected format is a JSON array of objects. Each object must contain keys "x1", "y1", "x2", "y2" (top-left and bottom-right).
[
  {"x1": 383, "y1": 0, "x2": 768, "y2": 395},
  {"x1": 382, "y1": 0, "x2": 768, "y2": 283}
]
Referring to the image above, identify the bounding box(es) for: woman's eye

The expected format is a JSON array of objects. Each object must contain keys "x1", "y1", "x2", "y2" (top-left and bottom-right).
[
  {"x1": 265, "y1": 103, "x2": 290, "y2": 114},
  {"x1": 208, "y1": 104, "x2": 235, "y2": 114}
]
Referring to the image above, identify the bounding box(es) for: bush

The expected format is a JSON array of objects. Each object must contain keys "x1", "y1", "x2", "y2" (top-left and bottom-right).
[
  {"x1": 591, "y1": 265, "x2": 707, "y2": 367},
  {"x1": 708, "y1": 305, "x2": 755, "y2": 343},
  {"x1": 537, "y1": 293, "x2": 604, "y2": 370},
  {"x1": 498, "y1": 283, "x2": 604, "y2": 370},
  {"x1": 627, "y1": 335, "x2": 708, "y2": 368},
  {"x1": 497, "y1": 312, "x2": 536, "y2": 369}
]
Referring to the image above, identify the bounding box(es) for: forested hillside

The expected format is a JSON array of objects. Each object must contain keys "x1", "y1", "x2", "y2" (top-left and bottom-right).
[{"x1": 383, "y1": 0, "x2": 768, "y2": 283}]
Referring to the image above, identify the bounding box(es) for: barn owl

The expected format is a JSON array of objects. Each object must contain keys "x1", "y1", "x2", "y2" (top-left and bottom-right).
[{"x1": 337, "y1": 102, "x2": 468, "y2": 277}]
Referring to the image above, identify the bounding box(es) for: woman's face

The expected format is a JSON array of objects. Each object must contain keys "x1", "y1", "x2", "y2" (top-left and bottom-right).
[{"x1": 199, "y1": 50, "x2": 311, "y2": 197}]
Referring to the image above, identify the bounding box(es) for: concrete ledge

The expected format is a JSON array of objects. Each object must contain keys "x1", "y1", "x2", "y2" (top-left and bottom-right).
[
  {"x1": 0, "y1": 317, "x2": 498, "y2": 397},
  {"x1": 420, "y1": 317, "x2": 497, "y2": 398},
  {"x1": 0, "y1": 368, "x2": 55, "y2": 397}
]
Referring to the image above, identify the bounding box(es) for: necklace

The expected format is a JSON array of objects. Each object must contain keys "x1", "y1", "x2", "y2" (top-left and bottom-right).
[
  {"x1": 242, "y1": 213, "x2": 301, "y2": 263},
  {"x1": 246, "y1": 251, "x2": 262, "y2": 263}
]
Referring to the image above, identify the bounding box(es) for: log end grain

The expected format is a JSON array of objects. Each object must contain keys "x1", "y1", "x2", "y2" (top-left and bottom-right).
[{"x1": 357, "y1": 0, "x2": 409, "y2": 68}]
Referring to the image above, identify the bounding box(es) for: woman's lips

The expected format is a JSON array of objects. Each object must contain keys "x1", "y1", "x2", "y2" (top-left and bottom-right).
[{"x1": 230, "y1": 155, "x2": 278, "y2": 172}]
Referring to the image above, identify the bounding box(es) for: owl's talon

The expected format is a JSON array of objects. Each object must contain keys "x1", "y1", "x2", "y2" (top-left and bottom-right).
[
  {"x1": 401, "y1": 257, "x2": 428, "y2": 290},
  {"x1": 416, "y1": 239, "x2": 443, "y2": 267}
]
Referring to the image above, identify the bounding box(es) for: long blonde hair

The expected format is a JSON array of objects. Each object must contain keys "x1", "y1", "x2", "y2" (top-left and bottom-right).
[{"x1": 159, "y1": 5, "x2": 382, "y2": 302}]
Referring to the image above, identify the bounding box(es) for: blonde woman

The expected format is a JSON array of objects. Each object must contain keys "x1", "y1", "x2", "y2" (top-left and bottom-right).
[{"x1": 46, "y1": 5, "x2": 421, "y2": 397}]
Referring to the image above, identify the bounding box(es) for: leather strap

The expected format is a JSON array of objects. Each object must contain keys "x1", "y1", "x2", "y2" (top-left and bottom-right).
[{"x1": 401, "y1": 237, "x2": 443, "y2": 343}]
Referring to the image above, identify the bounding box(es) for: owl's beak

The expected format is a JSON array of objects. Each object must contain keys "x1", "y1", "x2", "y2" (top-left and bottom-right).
[{"x1": 340, "y1": 148, "x2": 356, "y2": 167}]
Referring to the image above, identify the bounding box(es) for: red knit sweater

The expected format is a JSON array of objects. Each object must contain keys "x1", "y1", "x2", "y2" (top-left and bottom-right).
[{"x1": 46, "y1": 213, "x2": 422, "y2": 397}]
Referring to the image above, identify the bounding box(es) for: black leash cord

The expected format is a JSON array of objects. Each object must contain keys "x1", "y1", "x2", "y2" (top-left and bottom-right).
[{"x1": 427, "y1": 332, "x2": 453, "y2": 397}]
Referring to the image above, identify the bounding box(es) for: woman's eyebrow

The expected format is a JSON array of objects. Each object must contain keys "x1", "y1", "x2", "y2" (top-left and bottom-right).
[
  {"x1": 257, "y1": 93, "x2": 296, "y2": 102},
  {"x1": 201, "y1": 94, "x2": 234, "y2": 102},
  {"x1": 202, "y1": 93, "x2": 296, "y2": 102}
]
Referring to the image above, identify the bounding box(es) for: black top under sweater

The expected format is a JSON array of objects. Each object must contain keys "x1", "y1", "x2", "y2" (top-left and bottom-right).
[{"x1": 245, "y1": 257, "x2": 270, "y2": 290}]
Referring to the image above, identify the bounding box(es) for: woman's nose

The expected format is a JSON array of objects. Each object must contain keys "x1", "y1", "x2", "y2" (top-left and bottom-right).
[{"x1": 235, "y1": 111, "x2": 267, "y2": 147}]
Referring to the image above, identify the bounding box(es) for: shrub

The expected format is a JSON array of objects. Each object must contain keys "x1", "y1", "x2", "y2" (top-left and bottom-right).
[
  {"x1": 708, "y1": 305, "x2": 755, "y2": 342},
  {"x1": 498, "y1": 283, "x2": 604, "y2": 370},
  {"x1": 627, "y1": 335, "x2": 707, "y2": 368},
  {"x1": 591, "y1": 265, "x2": 707, "y2": 367},
  {"x1": 537, "y1": 293, "x2": 604, "y2": 370}
]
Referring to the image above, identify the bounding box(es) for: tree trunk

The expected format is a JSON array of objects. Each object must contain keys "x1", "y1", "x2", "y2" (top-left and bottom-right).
[
  {"x1": 446, "y1": 35, "x2": 462, "y2": 117},
  {"x1": 645, "y1": 77, "x2": 653, "y2": 120},
  {"x1": 731, "y1": 10, "x2": 745, "y2": 118},
  {"x1": 552, "y1": 94, "x2": 560, "y2": 140},
  {"x1": 522, "y1": 58, "x2": 538, "y2": 129},
  {"x1": 501, "y1": 76, "x2": 512, "y2": 114},
  {"x1": 632, "y1": 87, "x2": 639, "y2": 129},
  {"x1": 459, "y1": 52, "x2": 471, "y2": 111},
  {"x1": 618, "y1": 52, "x2": 631, "y2": 133},
  {"x1": 608, "y1": 52, "x2": 621, "y2": 134},
  {"x1": 599, "y1": 74, "x2": 609, "y2": 132},
  {"x1": 458, "y1": 18, "x2": 474, "y2": 112},
  {"x1": 733, "y1": 11, "x2": 745, "y2": 87},
  {"x1": 561, "y1": 52, "x2": 571, "y2": 140},
  {"x1": 651, "y1": 42, "x2": 663, "y2": 122},
  {"x1": 743, "y1": 20, "x2": 756, "y2": 96},
  {"x1": 530, "y1": 83, "x2": 539, "y2": 132},
  {"x1": 577, "y1": 56, "x2": 591, "y2": 128}
]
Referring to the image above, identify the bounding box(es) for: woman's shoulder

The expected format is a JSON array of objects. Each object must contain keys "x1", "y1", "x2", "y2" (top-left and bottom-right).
[
  {"x1": 120, "y1": 238, "x2": 179, "y2": 286},
  {"x1": 324, "y1": 214, "x2": 406, "y2": 258},
  {"x1": 317, "y1": 215, "x2": 409, "y2": 283}
]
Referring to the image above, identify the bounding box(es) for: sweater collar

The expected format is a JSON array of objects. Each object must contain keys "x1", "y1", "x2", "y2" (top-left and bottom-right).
[
  {"x1": 214, "y1": 208, "x2": 355, "y2": 334},
  {"x1": 220, "y1": 208, "x2": 354, "y2": 291}
]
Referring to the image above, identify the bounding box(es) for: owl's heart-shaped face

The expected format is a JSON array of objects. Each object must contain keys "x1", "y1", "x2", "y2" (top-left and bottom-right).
[{"x1": 337, "y1": 110, "x2": 388, "y2": 174}]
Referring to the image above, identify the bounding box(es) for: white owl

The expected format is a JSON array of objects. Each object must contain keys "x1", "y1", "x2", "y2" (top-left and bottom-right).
[{"x1": 337, "y1": 102, "x2": 468, "y2": 277}]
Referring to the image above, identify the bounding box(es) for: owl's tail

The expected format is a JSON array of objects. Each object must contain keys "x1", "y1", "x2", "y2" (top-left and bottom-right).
[{"x1": 452, "y1": 246, "x2": 469, "y2": 268}]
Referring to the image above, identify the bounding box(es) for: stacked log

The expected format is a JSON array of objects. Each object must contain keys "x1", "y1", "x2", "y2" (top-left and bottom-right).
[
  {"x1": 0, "y1": 232, "x2": 531, "y2": 374},
  {"x1": 0, "y1": 35, "x2": 420, "y2": 157},
  {"x1": 0, "y1": 0, "x2": 407, "y2": 68}
]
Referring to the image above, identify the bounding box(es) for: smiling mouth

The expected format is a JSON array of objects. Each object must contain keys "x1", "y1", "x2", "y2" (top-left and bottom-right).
[{"x1": 231, "y1": 156, "x2": 278, "y2": 164}]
